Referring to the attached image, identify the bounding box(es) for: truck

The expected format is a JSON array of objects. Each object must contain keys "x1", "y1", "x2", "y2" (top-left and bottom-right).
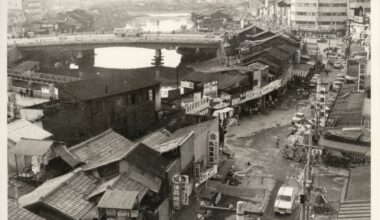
[{"x1": 274, "y1": 186, "x2": 296, "y2": 214}]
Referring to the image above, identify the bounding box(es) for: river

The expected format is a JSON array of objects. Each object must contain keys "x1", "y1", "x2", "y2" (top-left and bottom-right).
[{"x1": 93, "y1": 12, "x2": 194, "y2": 69}]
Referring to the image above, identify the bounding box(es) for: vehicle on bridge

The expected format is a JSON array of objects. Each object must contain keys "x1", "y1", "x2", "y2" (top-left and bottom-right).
[{"x1": 114, "y1": 27, "x2": 144, "y2": 37}]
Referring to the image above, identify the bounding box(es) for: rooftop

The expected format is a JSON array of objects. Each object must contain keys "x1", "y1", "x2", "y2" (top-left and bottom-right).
[
  {"x1": 151, "y1": 132, "x2": 194, "y2": 154},
  {"x1": 8, "y1": 119, "x2": 52, "y2": 144},
  {"x1": 98, "y1": 190, "x2": 138, "y2": 210},
  {"x1": 58, "y1": 73, "x2": 160, "y2": 101},
  {"x1": 182, "y1": 70, "x2": 248, "y2": 91},
  {"x1": 8, "y1": 201, "x2": 45, "y2": 220},
  {"x1": 11, "y1": 60, "x2": 39, "y2": 72},
  {"x1": 125, "y1": 143, "x2": 175, "y2": 179},
  {"x1": 19, "y1": 170, "x2": 99, "y2": 220},
  {"x1": 11, "y1": 139, "x2": 54, "y2": 156},
  {"x1": 139, "y1": 129, "x2": 172, "y2": 147},
  {"x1": 69, "y1": 129, "x2": 135, "y2": 164}
]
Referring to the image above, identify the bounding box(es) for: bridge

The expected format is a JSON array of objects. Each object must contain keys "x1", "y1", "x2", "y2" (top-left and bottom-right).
[{"x1": 8, "y1": 33, "x2": 223, "y2": 51}]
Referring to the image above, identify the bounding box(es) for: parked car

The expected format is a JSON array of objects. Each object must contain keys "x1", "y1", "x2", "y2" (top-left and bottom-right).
[
  {"x1": 292, "y1": 112, "x2": 305, "y2": 124},
  {"x1": 274, "y1": 186, "x2": 296, "y2": 214},
  {"x1": 333, "y1": 62, "x2": 342, "y2": 69}
]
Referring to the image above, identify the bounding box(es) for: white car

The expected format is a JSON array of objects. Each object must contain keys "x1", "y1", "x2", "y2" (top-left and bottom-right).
[
  {"x1": 274, "y1": 186, "x2": 296, "y2": 214},
  {"x1": 292, "y1": 112, "x2": 305, "y2": 124}
]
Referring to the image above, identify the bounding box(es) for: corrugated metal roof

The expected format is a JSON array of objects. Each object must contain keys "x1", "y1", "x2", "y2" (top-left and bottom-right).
[
  {"x1": 98, "y1": 190, "x2": 138, "y2": 210},
  {"x1": 140, "y1": 129, "x2": 172, "y2": 147},
  {"x1": 338, "y1": 200, "x2": 370, "y2": 220},
  {"x1": 8, "y1": 119, "x2": 52, "y2": 143},
  {"x1": 8, "y1": 201, "x2": 45, "y2": 220},
  {"x1": 58, "y1": 73, "x2": 160, "y2": 101},
  {"x1": 53, "y1": 144, "x2": 81, "y2": 167},
  {"x1": 171, "y1": 118, "x2": 217, "y2": 139},
  {"x1": 69, "y1": 129, "x2": 135, "y2": 163},
  {"x1": 319, "y1": 138, "x2": 370, "y2": 155},
  {"x1": 11, "y1": 139, "x2": 54, "y2": 156}
]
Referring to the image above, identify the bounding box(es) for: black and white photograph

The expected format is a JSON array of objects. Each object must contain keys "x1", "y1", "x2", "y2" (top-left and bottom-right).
[{"x1": 1, "y1": 0, "x2": 377, "y2": 219}]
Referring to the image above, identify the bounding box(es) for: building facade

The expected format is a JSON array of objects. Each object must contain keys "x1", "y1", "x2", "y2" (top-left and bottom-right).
[
  {"x1": 42, "y1": 74, "x2": 161, "y2": 146},
  {"x1": 290, "y1": 0, "x2": 348, "y2": 36}
]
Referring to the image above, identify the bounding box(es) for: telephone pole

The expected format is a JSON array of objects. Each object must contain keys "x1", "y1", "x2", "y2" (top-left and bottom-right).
[{"x1": 299, "y1": 129, "x2": 313, "y2": 220}]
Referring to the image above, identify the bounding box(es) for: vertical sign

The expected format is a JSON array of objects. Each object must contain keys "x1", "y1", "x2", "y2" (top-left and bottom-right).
[
  {"x1": 171, "y1": 174, "x2": 182, "y2": 210},
  {"x1": 194, "y1": 163, "x2": 201, "y2": 183},
  {"x1": 181, "y1": 175, "x2": 189, "y2": 206},
  {"x1": 208, "y1": 132, "x2": 219, "y2": 165}
]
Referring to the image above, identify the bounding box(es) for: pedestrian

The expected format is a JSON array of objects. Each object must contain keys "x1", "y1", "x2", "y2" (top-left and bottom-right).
[
  {"x1": 30, "y1": 89, "x2": 34, "y2": 98},
  {"x1": 25, "y1": 88, "x2": 29, "y2": 97},
  {"x1": 275, "y1": 135, "x2": 280, "y2": 149},
  {"x1": 19, "y1": 89, "x2": 23, "y2": 97}
]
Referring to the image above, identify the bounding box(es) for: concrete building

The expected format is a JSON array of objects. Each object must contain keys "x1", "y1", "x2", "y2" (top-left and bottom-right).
[
  {"x1": 23, "y1": 0, "x2": 43, "y2": 22},
  {"x1": 290, "y1": 0, "x2": 348, "y2": 36},
  {"x1": 347, "y1": 0, "x2": 370, "y2": 43},
  {"x1": 8, "y1": 0, "x2": 23, "y2": 10}
]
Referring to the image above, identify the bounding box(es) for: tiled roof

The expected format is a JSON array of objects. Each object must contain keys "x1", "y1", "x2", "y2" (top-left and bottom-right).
[
  {"x1": 8, "y1": 201, "x2": 45, "y2": 220},
  {"x1": 98, "y1": 190, "x2": 138, "y2": 210},
  {"x1": 69, "y1": 129, "x2": 135, "y2": 163},
  {"x1": 58, "y1": 73, "x2": 160, "y2": 101},
  {"x1": 43, "y1": 172, "x2": 98, "y2": 219},
  {"x1": 81, "y1": 142, "x2": 140, "y2": 171},
  {"x1": 53, "y1": 144, "x2": 81, "y2": 167},
  {"x1": 11, "y1": 139, "x2": 54, "y2": 156},
  {"x1": 19, "y1": 172, "x2": 76, "y2": 207},
  {"x1": 8, "y1": 119, "x2": 52, "y2": 144},
  {"x1": 112, "y1": 174, "x2": 149, "y2": 199}
]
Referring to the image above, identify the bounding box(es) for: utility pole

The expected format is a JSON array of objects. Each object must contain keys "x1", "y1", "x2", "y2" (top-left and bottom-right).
[
  {"x1": 299, "y1": 129, "x2": 313, "y2": 220},
  {"x1": 346, "y1": 19, "x2": 353, "y2": 76}
]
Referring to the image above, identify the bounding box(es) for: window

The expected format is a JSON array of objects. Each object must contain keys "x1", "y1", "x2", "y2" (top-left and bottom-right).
[
  {"x1": 92, "y1": 101, "x2": 101, "y2": 114},
  {"x1": 115, "y1": 97, "x2": 122, "y2": 107},
  {"x1": 128, "y1": 93, "x2": 138, "y2": 105},
  {"x1": 148, "y1": 89, "x2": 154, "y2": 101},
  {"x1": 253, "y1": 79, "x2": 258, "y2": 87}
]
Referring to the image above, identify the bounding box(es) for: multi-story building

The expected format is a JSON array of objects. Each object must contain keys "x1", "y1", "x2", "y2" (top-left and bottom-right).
[
  {"x1": 347, "y1": 0, "x2": 370, "y2": 43},
  {"x1": 22, "y1": 0, "x2": 43, "y2": 22},
  {"x1": 40, "y1": 73, "x2": 161, "y2": 146},
  {"x1": 290, "y1": 0, "x2": 348, "y2": 37}
]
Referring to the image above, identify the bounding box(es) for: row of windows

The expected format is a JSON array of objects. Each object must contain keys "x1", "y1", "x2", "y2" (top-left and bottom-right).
[
  {"x1": 319, "y1": 12, "x2": 347, "y2": 16},
  {"x1": 318, "y1": 21, "x2": 346, "y2": 25},
  {"x1": 92, "y1": 88, "x2": 155, "y2": 113},
  {"x1": 319, "y1": 3, "x2": 347, "y2": 7},
  {"x1": 295, "y1": 21, "x2": 315, "y2": 25},
  {"x1": 294, "y1": 3, "x2": 347, "y2": 7}
]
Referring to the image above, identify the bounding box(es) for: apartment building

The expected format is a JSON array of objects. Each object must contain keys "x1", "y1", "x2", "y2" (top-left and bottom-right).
[{"x1": 290, "y1": 0, "x2": 348, "y2": 36}]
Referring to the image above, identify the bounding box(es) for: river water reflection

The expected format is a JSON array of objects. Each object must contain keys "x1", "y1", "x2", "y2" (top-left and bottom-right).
[{"x1": 94, "y1": 12, "x2": 193, "y2": 69}]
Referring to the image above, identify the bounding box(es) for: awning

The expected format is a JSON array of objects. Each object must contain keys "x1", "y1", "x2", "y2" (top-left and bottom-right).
[{"x1": 11, "y1": 139, "x2": 54, "y2": 156}]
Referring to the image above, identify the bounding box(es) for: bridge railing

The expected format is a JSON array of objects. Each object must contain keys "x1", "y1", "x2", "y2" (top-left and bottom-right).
[
  {"x1": 11, "y1": 34, "x2": 222, "y2": 47},
  {"x1": 8, "y1": 71, "x2": 80, "y2": 84}
]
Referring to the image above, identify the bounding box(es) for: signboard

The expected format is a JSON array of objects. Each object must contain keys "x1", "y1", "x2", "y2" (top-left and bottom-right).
[
  {"x1": 181, "y1": 81, "x2": 194, "y2": 89},
  {"x1": 208, "y1": 132, "x2": 219, "y2": 165},
  {"x1": 194, "y1": 163, "x2": 201, "y2": 183},
  {"x1": 199, "y1": 165, "x2": 218, "y2": 184},
  {"x1": 261, "y1": 79, "x2": 281, "y2": 96},
  {"x1": 172, "y1": 175, "x2": 182, "y2": 210},
  {"x1": 168, "y1": 89, "x2": 181, "y2": 102},
  {"x1": 231, "y1": 98, "x2": 240, "y2": 106},
  {"x1": 203, "y1": 81, "x2": 218, "y2": 98},
  {"x1": 182, "y1": 175, "x2": 189, "y2": 206},
  {"x1": 245, "y1": 89, "x2": 261, "y2": 102},
  {"x1": 194, "y1": 92, "x2": 202, "y2": 102}
]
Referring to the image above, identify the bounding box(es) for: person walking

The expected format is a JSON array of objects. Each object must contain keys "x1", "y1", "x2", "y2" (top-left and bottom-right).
[
  {"x1": 19, "y1": 89, "x2": 24, "y2": 97},
  {"x1": 25, "y1": 88, "x2": 29, "y2": 97},
  {"x1": 275, "y1": 135, "x2": 280, "y2": 149},
  {"x1": 30, "y1": 89, "x2": 34, "y2": 98}
]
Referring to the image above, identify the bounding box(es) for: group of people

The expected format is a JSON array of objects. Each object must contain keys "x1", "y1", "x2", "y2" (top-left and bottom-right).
[{"x1": 19, "y1": 88, "x2": 34, "y2": 98}]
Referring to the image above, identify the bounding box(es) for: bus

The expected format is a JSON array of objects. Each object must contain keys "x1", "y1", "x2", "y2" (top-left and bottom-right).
[{"x1": 114, "y1": 27, "x2": 144, "y2": 37}]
